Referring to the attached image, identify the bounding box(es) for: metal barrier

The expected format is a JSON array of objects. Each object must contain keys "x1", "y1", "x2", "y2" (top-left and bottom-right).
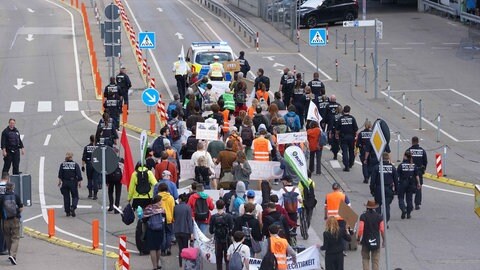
[
  {"x1": 259, "y1": 0, "x2": 298, "y2": 42},
  {"x1": 460, "y1": 11, "x2": 480, "y2": 24},
  {"x1": 423, "y1": 0, "x2": 458, "y2": 17},
  {"x1": 196, "y1": 0, "x2": 257, "y2": 45}
]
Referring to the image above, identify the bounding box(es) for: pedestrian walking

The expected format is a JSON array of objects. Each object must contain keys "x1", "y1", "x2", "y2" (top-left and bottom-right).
[
  {"x1": 357, "y1": 200, "x2": 385, "y2": 270},
  {"x1": 187, "y1": 183, "x2": 214, "y2": 234},
  {"x1": 397, "y1": 150, "x2": 420, "y2": 219},
  {"x1": 0, "y1": 182, "x2": 23, "y2": 265},
  {"x1": 142, "y1": 195, "x2": 166, "y2": 270},
  {"x1": 82, "y1": 135, "x2": 99, "y2": 199},
  {"x1": 116, "y1": 66, "x2": 132, "y2": 109},
  {"x1": 370, "y1": 152, "x2": 398, "y2": 223},
  {"x1": 208, "y1": 55, "x2": 225, "y2": 81},
  {"x1": 103, "y1": 77, "x2": 122, "y2": 130},
  {"x1": 173, "y1": 55, "x2": 189, "y2": 101},
  {"x1": 157, "y1": 183, "x2": 175, "y2": 256},
  {"x1": 0, "y1": 172, "x2": 9, "y2": 255},
  {"x1": 324, "y1": 183, "x2": 351, "y2": 253},
  {"x1": 209, "y1": 199, "x2": 234, "y2": 270},
  {"x1": 227, "y1": 231, "x2": 251, "y2": 270},
  {"x1": 107, "y1": 159, "x2": 123, "y2": 213},
  {"x1": 336, "y1": 105, "x2": 358, "y2": 171},
  {"x1": 292, "y1": 73, "x2": 307, "y2": 129},
  {"x1": 357, "y1": 120, "x2": 373, "y2": 183},
  {"x1": 308, "y1": 72, "x2": 326, "y2": 104},
  {"x1": 320, "y1": 216, "x2": 352, "y2": 270},
  {"x1": 1, "y1": 119, "x2": 25, "y2": 175},
  {"x1": 57, "y1": 152, "x2": 82, "y2": 217},
  {"x1": 173, "y1": 193, "x2": 194, "y2": 268},
  {"x1": 128, "y1": 163, "x2": 158, "y2": 210},
  {"x1": 406, "y1": 136, "x2": 427, "y2": 210},
  {"x1": 307, "y1": 121, "x2": 323, "y2": 175},
  {"x1": 267, "y1": 224, "x2": 297, "y2": 270},
  {"x1": 95, "y1": 112, "x2": 118, "y2": 147},
  {"x1": 237, "y1": 51, "x2": 250, "y2": 77}
]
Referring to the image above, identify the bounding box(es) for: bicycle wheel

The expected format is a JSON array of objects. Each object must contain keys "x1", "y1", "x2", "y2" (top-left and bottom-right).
[{"x1": 299, "y1": 209, "x2": 309, "y2": 240}]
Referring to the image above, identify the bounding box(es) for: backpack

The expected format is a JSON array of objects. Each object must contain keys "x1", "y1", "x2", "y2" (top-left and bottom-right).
[
  {"x1": 240, "y1": 126, "x2": 254, "y2": 148},
  {"x1": 167, "y1": 103, "x2": 178, "y2": 120},
  {"x1": 259, "y1": 238, "x2": 278, "y2": 270},
  {"x1": 231, "y1": 195, "x2": 246, "y2": 217},
  {"x1": 228, "y1": 244, "x2": 244, "y2": 270},
  {"x1": 2, "y1": 194, "x2": 18, "y2": 219},
  {"x1": 282, "y1": 187, "x2": 299, "y2": 214},
  {"x1": 194, "y1": 197, "x2": 209, "y2": 222},
  {"x1": 121, "y1": 203, "x2": 135, "y2": 225},
  {"x1": 222, "y1": 191, "x2": 236, "y2": 214},
  {"x1": 169, "y1": 122, "x2": 181, "y2": 141},
  {"x1": 286, "y1": 115, "x2": 297, "y2": 132},
  {"x1": 319, "y1": 130, "x2": 328, "y2": 146},
  {"x1": 183, "y1": 137, "x2": 198, "y2": 159},
  {"x1": 213, "y1": 214, "x2": 230, "y2": 243},
  {"x1": 229, "y1": 135, "x2": 243, "y2": 153},
  {"x1": 300, "y1": 181, "x2": 317, "y2": 209},
  {"x1": 152, "y1": 137, "x2": 165, "y2": 158},
  {"x1": 147, "y1": 214, "x2": 164, "y2": 231},
  {"x1": 135, "y1": 170, "x2": 151, "y2": 196}
]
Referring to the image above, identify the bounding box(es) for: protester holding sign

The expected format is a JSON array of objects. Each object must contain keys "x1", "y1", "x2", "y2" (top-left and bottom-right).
[{"x1": 320, "y1": 216, "x2": 352, "y2": 270}]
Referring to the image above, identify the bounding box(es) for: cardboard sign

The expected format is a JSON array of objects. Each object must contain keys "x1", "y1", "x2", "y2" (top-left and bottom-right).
[
  {"x1": 223, "y1": 60, "x2": 240, "y2": 72},
  {"x1": 196, "y1": 122, "x2": 219, "y2": 141},
  {"x1": 277, "y1": 132, "x2": 308, "y2": 144},
  {"x1": 339, "y1": 200, "x2": 359, "y2": 228}
]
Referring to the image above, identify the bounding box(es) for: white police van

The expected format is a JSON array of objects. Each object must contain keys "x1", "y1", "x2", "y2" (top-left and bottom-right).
[{"x1": 186, "y1": 41, "x2": 234, "y2": 81}]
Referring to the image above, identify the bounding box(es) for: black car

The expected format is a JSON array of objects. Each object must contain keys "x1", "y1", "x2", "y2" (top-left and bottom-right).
[{"x1": 299, "y1": 0, "x2": 359, "y2": 28}]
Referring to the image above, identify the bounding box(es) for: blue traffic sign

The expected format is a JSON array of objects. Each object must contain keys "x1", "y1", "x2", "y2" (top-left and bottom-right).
[
  {"x1": 309, "y1": 28, "x2": 327, "y2": 47},
  {"x1": 138, "y1": 32, "x2": 155, "y2": 49},
  {"x1": 141, "y1": 88, "x2": 160, "y2": 106}
]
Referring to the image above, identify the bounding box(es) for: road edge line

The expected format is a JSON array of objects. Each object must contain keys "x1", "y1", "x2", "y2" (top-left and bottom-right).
[{"x1": 424, "y1": 173, "x2": 475, "y2": 189}]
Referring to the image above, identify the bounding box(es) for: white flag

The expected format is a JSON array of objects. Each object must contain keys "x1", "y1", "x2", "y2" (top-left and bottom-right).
[
  {"x1": 306, "y1": 100, "x2": 322, "y2": 123},
  {"x1": 179, "y1": 45, "x2": 185, "y2": 62}
]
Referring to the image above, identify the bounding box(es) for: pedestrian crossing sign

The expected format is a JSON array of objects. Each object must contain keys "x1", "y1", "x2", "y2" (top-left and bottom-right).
[
  {"x1": 309, "y1": 28, "x2": 327, "y2": 47},
  {"x1": 138, "y1": 32, "x2": 156, "y2": 49}
]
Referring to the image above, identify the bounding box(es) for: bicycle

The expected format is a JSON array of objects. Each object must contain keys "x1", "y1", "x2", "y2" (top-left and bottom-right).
[{"x1": 298, "y1": 207, "x2": 309, "y2": 240}]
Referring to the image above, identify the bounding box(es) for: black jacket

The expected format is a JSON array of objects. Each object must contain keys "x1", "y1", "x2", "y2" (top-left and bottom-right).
[
  {"x1": 233, "y1": 214, "x2": 263, "y2": 246},
  {"x1": 320, "y1": 230, "x2": 351, "y2": 255}
]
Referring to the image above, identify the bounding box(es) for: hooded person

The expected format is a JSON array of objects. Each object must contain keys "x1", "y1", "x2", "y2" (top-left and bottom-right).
[
  {"x1": 186, "y1": 183, "x2": 215, "y2": 234},
  {"x1": 229, "y1": 181, "x2": 247, "y2": 216}
]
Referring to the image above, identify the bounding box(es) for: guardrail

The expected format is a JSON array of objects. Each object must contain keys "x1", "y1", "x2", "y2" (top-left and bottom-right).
[
  {"x1": 422, "y1": 0, "x2": 458, "y2": 17},
  {"x1": 196, "y1": 0, "x2": 258, "y2": 46},
  {"x1": 460, "y1": 11, "x2": 480, "y2": 24}
]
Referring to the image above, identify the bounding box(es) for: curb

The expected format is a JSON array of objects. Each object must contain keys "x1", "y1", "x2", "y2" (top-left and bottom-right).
[
  {"x1": 121, "y1": 122, "x2": 158, "y2": 137},
  {"x1": 424, "y1": 173, "x2": 475, "y2": 190},
  {"x1": 23, "y1": 226, "x2": 119, "y2": 259}
]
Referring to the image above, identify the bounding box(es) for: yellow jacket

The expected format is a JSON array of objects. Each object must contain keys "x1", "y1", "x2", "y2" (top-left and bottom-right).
[
  {"x1": 159, "y1": 191, "x2": 175, "y2": 224},
  {"x1": 127, "y1": 167, "x2": 158, "y2": 201}
]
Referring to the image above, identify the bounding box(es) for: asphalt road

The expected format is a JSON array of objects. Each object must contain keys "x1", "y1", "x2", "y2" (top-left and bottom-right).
[{"x1": 1, "y1": 0, "x2": 479, "y2": 269}]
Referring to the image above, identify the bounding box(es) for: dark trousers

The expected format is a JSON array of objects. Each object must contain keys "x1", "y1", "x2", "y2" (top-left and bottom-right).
[
  {"x1": 294, "y1": 104, "x2": 305, "y2": 129},
  {"x1": 175, "y1": 75, "x2": 187, "y2": 101},
  {"x1": 175, "y1": 233, "x2": 190, "y2": 267},
  {"x1": 398, "y1": 185, "x2": 414, "y2": 214},
  {"x1": 325, "y1": 251, "x2": 344, "y2": 270},
  {"x1": 2, "y1": 150, "x2": 20, "y2": 175},
  {"x1": 108, "y1": 181, "x2": 122, "y2": 208},
  {"x1": 163, "y1": 224, "x2": 173, "y2": 252},
  {"x1": 60, "y1": 180, "x2": 79, "y2": 213},
  {"x1": 282, "y1": 92, "x2": 293, "y2": 107},
  {"x1": 337, "y1": 219, "x2": 347, "y2": 250},
  {"x1": 0, "y1": 220, "x2": 5, "y2": 252},
  {"x1": 340, "y1": 136, "x2": 355, "y2": 169},
  {"x1": 86, "y1": 164, "x2": 98, "y2": 194},
  {"x1": 329, "y1": 136, "x2": 340, "y2": 158},
  {"x1": 415, "y1": 175, "x2": 423, "y2": 206},
  {"x1": 309, "y1": 150, "x2": 322, "y2": 174},
  {"x1": 376, "y1": 196, "x2": 393, "y2": 222},
  {"x1": 359, "y1": 151, "x2": 369, "y2": 181},
  {"x1": 215, "y1": 241, "x2": 229, "y2": 270},
  {"x1": 120, "y1": 89, "x2": 129, "y2": 107}
]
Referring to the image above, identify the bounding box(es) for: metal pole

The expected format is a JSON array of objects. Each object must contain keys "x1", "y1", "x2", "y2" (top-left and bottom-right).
[
  {"x1": 419, "y1": 99, "x2": 423, "y2": 130},
  {"x1": 316, "y1": 46, "x2": 319, "y2": 72},
  {"x1": 363, "y1": 0, "x2": 367, "y2": 67},
  {"x1": 101, "y1": 147, "x2": 107, "y2": 270},
  {"x1": 111, "y1": 4, "x2": 115, "y2": 78},
  {"x1": 145, "y1": 50, "x2": 149, "y2": 86},
  {"x1": 335, "y1": 59, "x2": 338, "y2": 82},
  {"x1": 396, "y1": 133, "x2": 401, "y2": 162},
  {"x1": 402, "y1": 93, "x2": 406, "y2": 119},
  {"x1": 374, "y1": 19, "x2": 379, "y2": 99},
  {"x1": 354, "y1": 39, "x2": 357, "y2": 61},
  {"x1": 364, "y1": 69, "x2": 367, "y2": 93},
  {"x1": 387, "y1": 84, "x2": 391, "y2": 109},
  {"x1": 385, "y1": 58, "x2": 389, "y2": 82},
  {"x1": 436, "y1": 114, "x2": 441, "y2": 142},
  {"x1": 379, "y1": 156, "x2": 391, "y2": 270},
  {"x1": 335, "y1": 29, "x2": 338, "y2": 49},
  {"x1": 355, "y1": 63, "x2": 358, "y2": 87},
  {"x1": 296, "y1": 9, "x2": 300, "y2": 53},
  {"x1": 443, "y1": 145, "x2": 447, "y2": 176},
  {"x1": 344, "y1": 33, "x2": 347, "y2": 55}
]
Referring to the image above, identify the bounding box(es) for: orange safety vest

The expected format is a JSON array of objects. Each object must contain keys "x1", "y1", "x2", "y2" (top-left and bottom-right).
[
  {"x1": 325, "y1": 191, "x2": 346, "y2": 220},
  {"x1": 270, "y1": 236, "x2": 289, "y2": 270},
  {"x1": 221, "y1": 110, "x2": 230, "y2": 133},
  {"x1": 253, "y1": 137, "x2": 270, "y2": 161},
  {"x1": 256, "y1": 90, "x2": 269, "y2": 102}
]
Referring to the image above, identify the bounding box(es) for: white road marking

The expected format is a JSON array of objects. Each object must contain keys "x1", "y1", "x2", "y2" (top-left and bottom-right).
[
  {"x1": 64, "y1": 100, "x2": 79, "y2": 111},
  {"x1": 156, "y1": 7, "x2": 163, "y2": 12},
  {"x1": 27, "y1": 8, "x2": 35, "y2": 13},
  {"x1": 388, "y1": 89, "x2": 451, "y2": 93},
  {"x1": 46, "y1": 0, "x2": 82, "y2": 101},
  {"x1": 43, "y1": 134, "x2": 51, "y2": 146},
  {"x1": 406, "y1": 42, "x2": 425, "y2": 45},
  {"x1": 431, "y1": 47, "x2": 451, "y2": 50},
  {"x1": 392, "y1": 47, "x2": 412, "y2": 50},
  {"x1": 330, "y1": 160, "x2": 341, "y2": 168},
  {"x1": 80, "y1": 110, "x2": 140, "y2": 141},
  {"x1": 423, "y1": 184, "x2": 473, "y2": 197},
  {"x1": 23, "y1": 214, "x2": 43, "y2": 223},
  {"x1": 9, "y1": 27, "x2": 21, "y2": 50},
  {"x1": 297, "y1": 53, "x2": 333, "y2": 81},
  {"x1": 53, "y1": 115, "x2": 63, "y2": 126},
  {"x1": 38, "y1": 101, "x2": 52, "y2": 112},
  {"x1": 449, "y1": 88, "x2": 480, "y2": 106},
  {"x1": 123, "y1": 0, "x2": 173, "y2": 100},
  {"x1": 9, "y1": 101, "x2": 25, "y2": 113},
  {"x1": 442, "y1": 42, "x2": 459, "y2": 45}
]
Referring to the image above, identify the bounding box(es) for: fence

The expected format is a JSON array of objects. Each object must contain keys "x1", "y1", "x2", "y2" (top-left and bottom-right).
[
  {"x1": 259, "y1": 0, "x2": 299, "y2": 42},
  {"x1": 422, "y1": 0, "x2": 458, "y2": 17}
]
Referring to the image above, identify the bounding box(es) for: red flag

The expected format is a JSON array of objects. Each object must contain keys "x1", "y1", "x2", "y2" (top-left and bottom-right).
[{"x1": 120, "y1": 127, "x2": 134, "y2": 187}]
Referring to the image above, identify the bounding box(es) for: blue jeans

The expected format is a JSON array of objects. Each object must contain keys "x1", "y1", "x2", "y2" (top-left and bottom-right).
[{"x1": 198, "y1": 223, "x2": 209, "y2": 236}]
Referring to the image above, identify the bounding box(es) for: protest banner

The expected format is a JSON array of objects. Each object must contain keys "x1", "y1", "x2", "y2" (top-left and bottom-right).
[
  {"x1": 248, "y1": 246, "x2": 321, "y2": 270},
  {"x1": 209, "y1": 81, "x2": 230, "y2": 96},
  {"x1": 192, "y1": 221, "x2": 216, "y2": 264},
  {"x1": 196, "y1": 122, "x2": 219, "y2": 141},
  {"x1": 277, "y1": 132, "x2": 308, "y2": 144},
  {"x1": 284, "y1": 145, "x2": 309, "y2": 184}
]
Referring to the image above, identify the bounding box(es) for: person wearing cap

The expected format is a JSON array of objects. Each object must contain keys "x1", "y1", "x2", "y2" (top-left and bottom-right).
[
  {"x1": 397, "y1": 150, "x2": 420, "y2": 220},
  {"x1": 370, "y1": 152, "x2": 397, "y2": 223},
  {"x1": 239, "y1": 190, "x2": 263, "y2": 222},
  {"x1": 58, "y1": 152, "x2": 83, "y2": 217},
  {"x1": 95, "y1": 112, "x2": 118, "y2": 147},
  {"x1": 0, "y1": 182, "x2": 23, "y2": 265},
  {"x1": 153, "y1": 169, "x2": 178, "y2": 200},
  {"x1": 252, "y1": 105, "x2": 270, "y2": 131},
  {"x1": 357, "y1": 200, "x2": 385, "y2": 270},
  {"x1": 252, "y1": 124, "x2": 272, "y2": 162},
  {"x1": 115, "y1": 66, "x2": 132, "y2": 109},
  {"x1": 154, "y1": 152, "x2": 178, "y2": 184},
  {"x1": 173, "y1": 54, "x2": 189, "y2": 101},
  {"x1": 187, "y1": 183, "x2": 215, "y2": 234},
  {"x1": 208, "y1": 55, "x2": 225, "y2": 81}
]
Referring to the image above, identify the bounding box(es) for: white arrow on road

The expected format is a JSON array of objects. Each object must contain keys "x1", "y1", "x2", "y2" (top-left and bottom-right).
[
  {"x1": 25, "y1": 34, "x2": 34, "y2": 42},
  {"x1": 145, "y1": 92, "x2": 157, "y2": 102},
  {"x1": 273, "y1": 63, "x2": 285, "y2": 67},
  {"x1": 175, "y1": 32, "x2": 184, "y2": 40},
  {"x1": 157, "y1": 7, "x2": 163, "y2": 12},
  {"x1": 27, "y1": 8, "x2": 35, "y2": 13},
  {"x1": 262, "y1": 56, "x2": 275, "y2": 61},
  {"x1": 13, "y1": 78, "x2": 34, "y2": 90}
]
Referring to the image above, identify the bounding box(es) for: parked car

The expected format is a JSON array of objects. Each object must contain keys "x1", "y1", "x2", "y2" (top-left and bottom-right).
[
  {"x1": 266, "y1": 0, "x2": 307, "y2": 22},
  {"x1": 298, "y1": 0, "x2": 359, "y2": 28}
]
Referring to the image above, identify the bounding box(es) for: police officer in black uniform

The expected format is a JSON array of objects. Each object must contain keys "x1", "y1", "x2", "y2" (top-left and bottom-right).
[
  {"x1": 95, "y1": 112, "x2": 118, "y2": 147},
  {"x1": 81, "y1": 135, "x2": 99, "y2": 199},
  {"x1": 307, "y1": 72, "x2": 326, "y2": 106},
  {"x1": 370, "y1": 152, "x2": 398, "y2": 223},
  {"x1": 317, "y1": 95, "x2": 329, "y2": 130},
  {"x1": 237, "y1": 51, "x2": 250, "y2": 78},
  {"x1": 406, "y1": 136, "x2": 427, "y2": 210},
  {"x1": 292, "y1": 73, "x2": 307, "y2": 129},
  {"x1": 336, "y1": 105, "x2": 358, "y2": 171},
  {"x1": 356, "y1": 120, "x2": 372, "y2": 183},
  {"x1": 397, "y1": 150, "x2": 420, "y2": 219},
  {"x1": 279, "y1": 69, "x2": 295, "y2": 107},
  {"x1": 1, "y1": 119, "x2": 24, "y2": 175},
  {"x1": 103, "y1": 77, "x2": 122, "y2": 130},
  {"x1": 115, "y1": 66, "x2": 132, "y2": 109},
  {"x1": 57, "y1": 152, "x2": 82, "y2": 217}
]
